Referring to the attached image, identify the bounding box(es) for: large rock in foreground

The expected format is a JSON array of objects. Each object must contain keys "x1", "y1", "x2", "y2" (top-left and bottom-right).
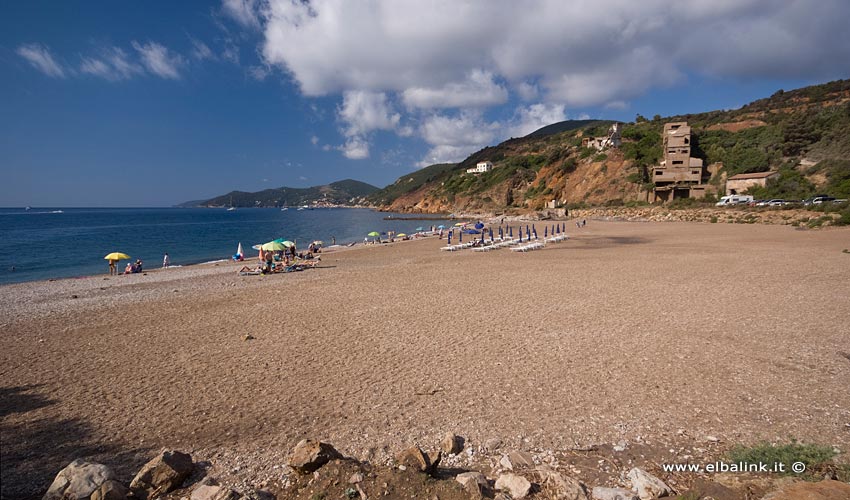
[
  {"x1": 495, "y1": 473, "x2": 532, "y2": 499},
  {"x1": 43, "y1": 459, "x2": 127, "y2": 500},
  {"x1": 626, "y1": 468, "x2": 671, "y2": 499},
  {"x1": 288, "y1": 439, "x2": 343, "y2": 474},
  {"x1": 129, "y1": 450, "x2": 194, "y2": 500}
]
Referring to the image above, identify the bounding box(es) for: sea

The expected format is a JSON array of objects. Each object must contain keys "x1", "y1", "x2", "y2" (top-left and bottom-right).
[{"x1": 0, "y1": 207, "x2": 452, "y2": 286}]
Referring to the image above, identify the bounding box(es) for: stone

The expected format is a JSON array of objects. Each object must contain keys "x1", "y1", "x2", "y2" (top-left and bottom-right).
[
  {"x1": 591, "y1": 487, "x2": 639, "y2": 500},
  {"x1": 763, "y1": 479, "x2": 850, "y2": 500},
  {"x1": 495, "y1": 473, "x2": 532, "y2": 499},
  {"x1": 500, "y1": 451, "x2": 535, "y2": 470},
  {"x1": 537, "y1": 466, "x2": 587, "y2": 500},
  {"x1": 426, "y1": 450, "x2": 442, "y2": 472},
  {"x1": 129, "y1": 449, "x2": 194, "y2": 500},
  {"x1": 288, "y1": 439, "x2": 343, "y2": 474},
  {"x1": 483, "y1": 438, "x2": 503, "y2": 451},
  {"x1": 191, "y1": 484, "x2": 242, "y2": 500},
  {"x1": 348, "y1": 472, "x2": 365, "y2": 484},
  {"x1": 42, "y1": 459, "x2": 122, "y2": 500},
  {"x1": 456, "y1": 471, "x2": 488, "y2": 499},
  {"x1": 395, "y1": 446, "x2": 432, "y2": 473},
  {"x1": 90, "y1": 481, "x2": 128, "y2": 500},
  {"x1": 626, "y1": 468, "x2": 671, "y2": 500},
  {"x1": 441, "y1": 432, "x2": 464, "y2": 455}
]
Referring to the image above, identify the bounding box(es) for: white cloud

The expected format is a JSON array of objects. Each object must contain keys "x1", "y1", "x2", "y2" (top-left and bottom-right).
[
  {"x1": 248, "y1": 65, "x2": 270, "y2": 81},
  {"x1": 190, "y1": 38, "x2": 215, "y2": 61},
  {"x1": 16, "y1": 43, "x2": 65, "y2": 78},
  {"x1": 339, "y1": 137, "x2": 370, "y2": 160},
  {"x1": 310, "y1": 135, "x2": 319, "y2": 145},
  {"x1": 222, "y1": 0, "x2": 262, "y2": 29},
  {"x1": 260, "y1": 0, "x2": 850, "y2": 107},
  {"x1": 339, "y1": 91, "x2": 400, "y2": 136},
  {"x1": 418, "y1": 110, "x2": 499, "y2": 166},
  {"x1": 505, "y1": 103, "x2": 567, "y2": 138},
  {"x1": 221, "y1": 40, "x2": 240, "y2": 64},
  {"x1": 516, "y1": 82, "x2": 539, "y2": 101},
  {"x1": 80, "y1": 47, "x2": 143, "y2": 81},
  {"x1": 402, "y1": 70, "x2": 508, "y2": 109},
  {"x1": 132, "y1": 41, "x2": 184, "y2": 79}
]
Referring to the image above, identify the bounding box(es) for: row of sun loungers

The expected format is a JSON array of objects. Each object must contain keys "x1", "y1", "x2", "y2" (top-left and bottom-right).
[{"x1": 442, "y1": 234, "x2": 569, "y2": 253}]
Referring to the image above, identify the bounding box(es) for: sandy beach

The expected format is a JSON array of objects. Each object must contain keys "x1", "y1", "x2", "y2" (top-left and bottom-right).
[{"x1": 2, "y1": 220, "x2": 849, "y2": 498}]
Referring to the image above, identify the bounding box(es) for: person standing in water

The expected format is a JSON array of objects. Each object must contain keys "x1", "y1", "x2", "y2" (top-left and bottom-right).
[{"x1": 162, "y1": 252, "x2": 170, "y2": 268}]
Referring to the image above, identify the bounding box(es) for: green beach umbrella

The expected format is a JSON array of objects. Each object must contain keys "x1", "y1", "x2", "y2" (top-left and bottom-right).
[
  {"x1": 367, "y1": 231, "x2": 380, "y2": 237},
  {"x1": 261, "y1": 241, "x2": 286, "y2": 251}
]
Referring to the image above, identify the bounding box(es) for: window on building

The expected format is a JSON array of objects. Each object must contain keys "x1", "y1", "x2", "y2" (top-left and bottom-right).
[{"x1": 672, "y1": 160, "x2": 684, "y2": 165}]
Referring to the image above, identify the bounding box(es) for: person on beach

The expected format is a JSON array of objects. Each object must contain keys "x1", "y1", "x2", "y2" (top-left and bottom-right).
[
  {"x1": 162, "y1": 253, "x2": 170, "y2": 268},
  {"x1": 134, "y1": 259, "x2": 143, "y2": 273},
  {"x1": 124, "y1": 262, "x2": 133, "y2": 274},
  {"x1": 108, "y1": 259, "x2": 117, "y2": 275},
  {"x1": 331, "y1": 236, "x2": 336, "y2": 245}
]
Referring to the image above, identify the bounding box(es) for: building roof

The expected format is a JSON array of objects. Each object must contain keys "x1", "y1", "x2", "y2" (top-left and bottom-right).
[{"x1": 728, "y1": 171, "x2": 778, "y2": 180}]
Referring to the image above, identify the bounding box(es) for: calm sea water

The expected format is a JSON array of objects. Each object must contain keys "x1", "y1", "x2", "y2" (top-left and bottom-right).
[{"x1": 0, "y1": 207, "x2": 450, "y2": 285}]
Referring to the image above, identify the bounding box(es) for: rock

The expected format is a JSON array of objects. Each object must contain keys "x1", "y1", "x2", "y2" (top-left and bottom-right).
[
  {"x1": 495, "y1": 473, "x2": 532, "y2": 499},
  {"x1": 43, "y1": 459, "x2": 124, "y2": 500},
  {"x1": 288, "y1": 439, "x2": 343, "y2": 474},
  {"x1": 395, "y1": 446, "x2": 438, "y2": 473},
  {"x1": 129, "y1": 449, "x2": 194, "y2": 500},
  {"x1": 426, "y1": 450, "x2": 442, "y2": 472},
  {"x1": 349, "y1": 472, "x2": 365, "y2": 484},
  {"x1": 456, "y1": 472, "x2": 488, "y2": 499},
  {"x1": 626, "y1": 468, "x2": 671, "y2": 500},
  {"x1": 483, "y1": 438, "x2": 502, "y2": 451},
  {"x1": 537, "y1": 466, "x2": 587, "y2": 500},
  {"x1": 441, "y1": 432, "x2": 464, "y2": 455},
  {"x1": 591, "y1": 487, "x2": 639, "y2": 500},
  {"x1": 90, "y1": 480, "x2": 128, "y2": 500},
  {"x1": 191, "y1": 484, "x2": 242, "y2": 500},
  {"x1": 500, "y1": 451, "x2": 535, "y2": 470},
  {"x1": 763, "y1": 479, "x2": 850, "y2": 500}
]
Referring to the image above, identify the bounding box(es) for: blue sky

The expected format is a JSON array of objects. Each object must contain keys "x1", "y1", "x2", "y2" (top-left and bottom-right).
[{"x1": 2, "y1": 0, "x2": 848, "y2": 207}]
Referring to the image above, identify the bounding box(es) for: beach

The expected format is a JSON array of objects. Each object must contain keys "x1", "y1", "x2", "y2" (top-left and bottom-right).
[{"x1": 2, "y1": 220, "x2": 849, "y2": 498}]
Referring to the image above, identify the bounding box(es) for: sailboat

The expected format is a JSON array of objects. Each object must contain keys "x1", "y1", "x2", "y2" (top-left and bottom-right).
[
  {"x1": 233, "y1": 242, "x2": 244, "y2": 261},
  {"x1": 227, "y1": 195, "x2": 236, "y2": 211}
]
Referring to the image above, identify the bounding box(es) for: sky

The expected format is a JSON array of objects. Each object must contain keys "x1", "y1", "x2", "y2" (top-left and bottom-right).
[{"x1": 1, "y1": 0, "x2": 849, "y2": 207}]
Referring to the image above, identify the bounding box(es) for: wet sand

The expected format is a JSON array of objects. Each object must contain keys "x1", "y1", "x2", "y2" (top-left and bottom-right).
[{"x1": 1, "y1": 220, "x2": 849, "y2": 498}]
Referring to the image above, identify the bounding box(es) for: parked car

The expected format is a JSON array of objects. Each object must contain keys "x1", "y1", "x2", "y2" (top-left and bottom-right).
[
  {"x1": 716, "y1": 195, "x2": 754, "y2": 206},
  {"x1": 804, "y1": 194, "x2": 835, "y2": 205},
  {"x1": 767, "y1": 199, "x2": 789, "y2": 206}
]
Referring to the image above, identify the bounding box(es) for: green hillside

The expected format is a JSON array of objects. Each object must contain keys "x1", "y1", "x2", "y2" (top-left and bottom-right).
[{"x1": 196, "y1": 179, "x2": 379, "y2": 208}]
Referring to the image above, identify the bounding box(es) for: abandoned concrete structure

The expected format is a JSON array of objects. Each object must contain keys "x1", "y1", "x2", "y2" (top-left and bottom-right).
[
  {"x1": 725, "y1": 171, "x2": 778, "y2": 195},
  {"x1": 651, "y1": 122, "x2": 717, "y2": 202},
  {"x1": 582, "y1": 123, "x2": 622, "y2": 151}
]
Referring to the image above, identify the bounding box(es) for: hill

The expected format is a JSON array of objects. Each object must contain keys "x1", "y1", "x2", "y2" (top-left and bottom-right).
[
  {"x1": 192, "y1": 179, "x2": 379, "y2": 208},
  {"x1": 369, "y1": 79, "x2": 850, "y2": 214}
]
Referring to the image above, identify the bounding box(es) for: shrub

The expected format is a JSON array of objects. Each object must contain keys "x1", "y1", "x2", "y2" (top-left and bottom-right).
[{"x1": 727, "y1": 441, "x2": 838, "y2": 478}]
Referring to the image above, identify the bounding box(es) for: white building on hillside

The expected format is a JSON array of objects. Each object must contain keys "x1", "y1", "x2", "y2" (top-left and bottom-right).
[{"x1": 467, "y1": 161, "x2": 493, "y2": 174}]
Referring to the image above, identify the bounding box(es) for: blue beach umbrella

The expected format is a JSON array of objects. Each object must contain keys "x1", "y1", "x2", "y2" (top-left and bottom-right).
[
  {"x1": 489, "y1": 228, "x2": 494, "y2": 241},
  {"x1": 459, "y1": 230, "x2": 463, "y2": 242},
  {"x1": 509, "y1": 226, "x2": 513, "y2": 238},
  {"x1": 555, "y1": 224, "x2": 560, "y2": 234},
  {"x1": 474, "y1": 222, "x2": 485, "y2": 230},
  {"x1": 533, "y1": 226, "x2": 538, "y2": 239},
  {"x1": 544, "y1": 227, "x2": 548, "y2": 237},
  {"x1": 438, "y1": 224, "x2": 446, "y2": 229},
  {"x1": 447, "y1": 231, "x2": 452, "y2": 245},
  {"x1": 526, "y1": 226, "x2": 531, "y2": 239},
  {"x1": 518, "y1": 229, "x2": 522, "y2": 243},
  {"x1": 562, "y1": 223, "x2": 566, "y2": 232},
  {"x1": 499, "y1": 227, "x2": 503, "y2": 239}
]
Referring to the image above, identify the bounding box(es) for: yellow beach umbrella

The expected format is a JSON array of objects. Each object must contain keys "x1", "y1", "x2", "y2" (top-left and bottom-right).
[
  {"x1": 396, "y1": 233, "x2": 407, "y2": 237},
  {"x1": 104, "y1": 252, "x2": 131, "y2": 260}
]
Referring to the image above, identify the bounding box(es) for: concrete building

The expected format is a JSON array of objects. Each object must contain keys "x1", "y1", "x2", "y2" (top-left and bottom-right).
[
  {"x1": 651, "y1": 122, "x2": 716, "y2": 202},
  {"x1": 466, "y1": 161, "x2": 493, "y2": 174},
  {"x1": 725, "y1": 171, "x2": 778, "y2": 195},
  {"x1": 582, "y1": 123, "x2": 622, "y2": 151}
]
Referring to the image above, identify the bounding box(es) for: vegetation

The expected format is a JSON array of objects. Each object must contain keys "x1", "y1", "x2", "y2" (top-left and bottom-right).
[
  {"x1": 195, "y1": 179, "x2": 379, "y2": 208},
  {"x1": 727, "y1": 441, "x2": 840, "y2": 479}
]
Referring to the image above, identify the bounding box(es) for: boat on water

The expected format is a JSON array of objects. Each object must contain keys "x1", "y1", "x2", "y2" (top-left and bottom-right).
[
  {"x1": 281, "y1": 207, "x2": 288, "y2": 211},
  {"x1": 226, "y1": 195, "x2": 236, "y2": 211},
  {"x1": 25, "y1": 206, "x2": 31, "y2": 211}
]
